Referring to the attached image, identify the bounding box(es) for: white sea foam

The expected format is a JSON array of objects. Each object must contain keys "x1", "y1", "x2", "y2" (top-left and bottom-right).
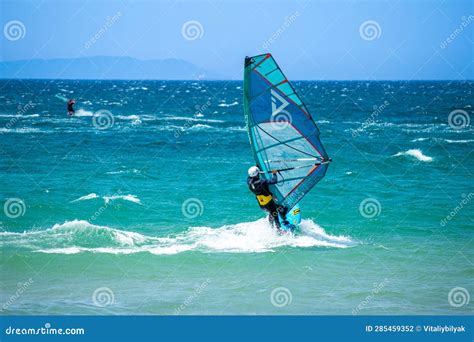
[
  {"x1": 71, "y1": 193, "x2": 141, "y2": 204},
  {"x1": 2, "y1": 218, "x2": 356, "y2": 255},
  {"x1": 226, "y1": 126, "x2": 246, "y2": 132},
  {"x1": 116, "y1": 115, "x2": 142, "y2": 125},
  {"x1": 116, "y1": 115, "x2": 140, "y2": 120},
  {"x1": 444, "y1": 139, "x2": 474, "y2": 144},
  {"x1": 0, "y1": 114, "x2": 39, "y2": 118},
  {"x1": 103, "y1": 194, "x2": 142, "y2": 204},
  {"x1": 74, "y1": 109, "x2": 94, "y2": 117},
  {"x1": 0, "y1": 127, "x2": 42, "y2": 133},
  {"x1": 410, "y1": 137, "x2": 473, "y2": 144},
  {"x1": 218, "y1": 101, "x2": 239, "y2": 107},
  {"x1": 71, "y1": 193, "x2": 99, "y2": 202},
  {"x1": 188, "y1": 124, "x2": 212, "y2": 130},
  {"x1": 162, "y1": 116, "x2": 224, "y2": 123},
  {"x1": 106, "y1": 169, "x2": 141, "y2": 175},
  {"x1": 411, "y1": 137, "x2": 429, "y2": 142},
  {"x1": 393, "y1": 149, "x2": 433, "y2": 162}
]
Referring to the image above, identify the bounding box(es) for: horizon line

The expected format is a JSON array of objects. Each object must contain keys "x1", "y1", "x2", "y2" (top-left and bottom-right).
[{"x1": 0, "y1": 78, "x2": 472, "y2": 82}]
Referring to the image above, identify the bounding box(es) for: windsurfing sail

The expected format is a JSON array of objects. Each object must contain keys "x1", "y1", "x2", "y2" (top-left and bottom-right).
[{"x1": 243, "y1": 53, "x2": 331, "y2": 209}]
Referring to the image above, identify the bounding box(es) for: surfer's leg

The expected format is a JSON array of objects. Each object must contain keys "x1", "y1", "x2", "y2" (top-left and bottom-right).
[
  {"x1": 277, "y1": 206, "x2": 288, "y2": 217},
  {"x1": 265, "y1": 201, "x2": 280, "y2": 229},
  {"x1": 277, "y1": 206, "x2": 289, "y2": 225},
  {"x1": 267, "y1": 211, "x2": 276, "y2": 228}
]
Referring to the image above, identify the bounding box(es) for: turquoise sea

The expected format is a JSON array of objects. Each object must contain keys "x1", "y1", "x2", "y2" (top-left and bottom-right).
[{"x1": 0, "y1": 79, "x2": 472, "y2": 315}]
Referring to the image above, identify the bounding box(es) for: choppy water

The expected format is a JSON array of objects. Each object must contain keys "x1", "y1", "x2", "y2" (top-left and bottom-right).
[{"x1": 0, "y1": 79, "x2": 472, "y2": 315}]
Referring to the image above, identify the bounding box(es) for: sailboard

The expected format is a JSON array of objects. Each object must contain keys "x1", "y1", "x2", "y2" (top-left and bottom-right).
[{"x1": 243, "y1": 54, "x2": 331, "y2": 230}]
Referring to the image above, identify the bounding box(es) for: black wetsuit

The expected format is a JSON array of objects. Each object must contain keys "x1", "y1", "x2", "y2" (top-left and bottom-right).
[
  {"x1": 67, "y1": 100, "x2": 75, "y2": 115},
  {"x1": 247, "y1": 173, "x2": 287, "y2": 229}
]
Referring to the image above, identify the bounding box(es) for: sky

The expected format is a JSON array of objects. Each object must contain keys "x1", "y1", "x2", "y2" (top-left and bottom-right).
[{"x1": 1, "y1": 0, "x2": 473, "y2": 80}]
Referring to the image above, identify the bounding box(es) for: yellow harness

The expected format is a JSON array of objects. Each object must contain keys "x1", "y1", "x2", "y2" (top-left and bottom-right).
[{"x1": 256, "y1": 194, "x2": 273, "y2": 206}]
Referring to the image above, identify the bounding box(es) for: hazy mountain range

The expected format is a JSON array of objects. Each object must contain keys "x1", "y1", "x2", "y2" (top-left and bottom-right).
[{"x1": 0, "y1": 56, "x2": 222, "y2": 80}]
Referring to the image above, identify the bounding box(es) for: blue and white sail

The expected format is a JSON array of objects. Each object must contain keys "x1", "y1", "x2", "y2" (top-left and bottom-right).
[{"x1": 243, "y1": 53, "x2": 331, "y2": 209}]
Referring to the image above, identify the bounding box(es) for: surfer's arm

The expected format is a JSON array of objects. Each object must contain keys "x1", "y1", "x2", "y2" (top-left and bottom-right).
[{"x1": 265, "y1": 172, "x2": 278, "y2": 185}]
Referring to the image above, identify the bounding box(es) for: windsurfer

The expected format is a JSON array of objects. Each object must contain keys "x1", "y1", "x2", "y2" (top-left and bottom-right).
[
  {"x1": 247, "y1": 166, "x2": 288, "y2": 230},
  {"x1": 67, "y1": 99, "x2": 76, "y2": 116}
]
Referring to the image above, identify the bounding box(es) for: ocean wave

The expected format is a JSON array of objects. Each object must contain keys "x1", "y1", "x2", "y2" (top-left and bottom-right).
[
  {"x1": 169, "y1": 123, "x2": 235, "y2": 132},
  {"x1": 116, "y1": 115, "x2": 140, "y2": 121},
  {"x1": 71, "y1": 193, "x2": 141, "y2": 204},
  {"x1": 106, "y1": 169, "x2": 142, "y2": 175},
  {"x1": 0, "y1": 114, "x2": 39, "y2": 118},
  {"x1": 411, "y1": 137, "x2": 474, "y2": 144},
  {"x1": 71, "y1": 193, "x2": 99, "y2": 202},
  {"x1": 343, "y1": 121, "x2": 452, "y2": 134},
  {"x1": 444, "y1": 139, "x2": 474, "y2": 144},
  {"x1": 74, "y1": 109, "x2": 94, "y2": 117},
  {"x1": 393, "y1": 149, "x2": 433, "y2": 162},
  {"x1": 188, "y1": 124, "x2": 212, "y2": 130},
  {"x1": 0, "y1": 127, "x2": 43, "y2": 134},
  {"x1": 103, "y1": 194, "x2": 141, "y2": 204},
  {"x1": 411, "y1": 137, "x2": 429, "y2": 142},
  {"x1": 162, "y1": 116, "x2": 225, "y2": 123},
  {"x1": 218, "y1": 101, "x2": 239, "y2": 107},
  {"x1": 0, "y1": 219, "x2": 356, "y2": 255},
  {"x1": 227, "y1": 126, "x2": 246, "y2": 132},
  {"x1": 116, "y1": 115, "x2": 142, "y2": 125},
  {"x1": 401, "y1": 126, "x2": 440, "y2": 133}
]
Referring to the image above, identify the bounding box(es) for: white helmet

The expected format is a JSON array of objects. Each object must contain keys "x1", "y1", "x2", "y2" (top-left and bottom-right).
[{"x1": 248, "y1": 166, "x2": 260, "y2": 177}]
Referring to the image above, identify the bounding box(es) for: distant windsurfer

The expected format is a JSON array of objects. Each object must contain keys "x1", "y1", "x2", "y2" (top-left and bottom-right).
[
  {"x1": 67, "y1": 99, "x2": 76, "y2": 116},
  {"x1": 247, "y1": 166, "x2": 288, "y2": 230}
]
